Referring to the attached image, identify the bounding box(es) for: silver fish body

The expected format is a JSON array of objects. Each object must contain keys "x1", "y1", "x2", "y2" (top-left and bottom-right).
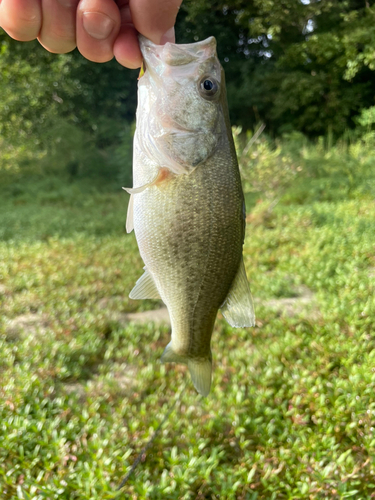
[{"x1": 126, "y1": 36, "x2": 255, "y2": 396}]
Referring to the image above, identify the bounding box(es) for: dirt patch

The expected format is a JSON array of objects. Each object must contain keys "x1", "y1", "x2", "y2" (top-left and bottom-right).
[
  {"x1": 256, "y1": 285, "x2": 319, "y2": 318},
  {"x1": 5, "y1": 306, "x2": 170, "y2": 342},
  {"x1": 118, "y1": 307, "x2": 170, "y2": 326},
  {"x1": 96, "y1": 295, "x2": 125, "y2": 310},
  {"x1": 64, "y1": 365, "x2": 140, "y2": 401},
  {"x1": 97, "y1": 295, "x2": 169, "y2": 325},
  {"x1": 63, "y1": 382, "x2": 87, "y2": 402},
  {"x1": 110, "y1": 287, "x2": 317, "y2": 325},
  {"x1": 102, "y1": 287, "x2": 317, "y2": 327},
  {"x1": 5, "y1": 313, "x2": 49, "y2": 340}
]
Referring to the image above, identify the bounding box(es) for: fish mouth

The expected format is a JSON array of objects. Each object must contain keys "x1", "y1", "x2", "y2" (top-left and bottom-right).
[
  {"x1": 139, "y1": 35, "x2": 216, "y2": 53},
  {"x1": 139, "y1": 35, "x2": 217, "y2": 67}
]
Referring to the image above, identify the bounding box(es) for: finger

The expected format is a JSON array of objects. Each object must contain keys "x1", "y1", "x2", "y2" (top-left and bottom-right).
[
  {"x1": 77, "y1": 0, "x2": 121, "y2": 63},
  {"x1": 38, "y1": 0, "x2": 79, "y2": 54},
  {"x1": 129, "y1": 0, "x2": 182, "y2": 45},
  {"x1": 0, "y1": 0, "x2": 42, "y2": 41},
  {"x1": 113, "y1": 1, "x2": 142, "y2": 69}
]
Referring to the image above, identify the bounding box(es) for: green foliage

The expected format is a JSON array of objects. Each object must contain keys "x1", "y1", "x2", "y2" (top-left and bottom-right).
[
  {"x1": 356, "y1": 106, "x2": 375, "y2": 129},
  {"x1": 1, "y1": 135, "x2": 375, "y2": 498},
  {"x1": 178, "y1": 0, "x2": 375, "y2": 136},
  {"x1": 2, "y1": 0, "x2": 375, "y2": 179},
  {"x1": 236, "y1": 126, "x2": 375, "y2": 212},
  {"x1": 2, "y1": 6, "x2": 375, "y2": 496},
  {"x1": 37, "y1": 117, "x2": 133, "y2": 182},
  {"x1": 0, "y1": 33, "x2": 135, "y2": 182},
  {"x1": 342, "y1": 7, "x2": 375, "y2": 80},
  {"x1": 234, "y1": 126, "x2": 304, "y2": 202}
]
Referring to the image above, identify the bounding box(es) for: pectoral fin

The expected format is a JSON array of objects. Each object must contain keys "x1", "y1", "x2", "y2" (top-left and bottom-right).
[
  {"x1": 129, "y1": 267, "x2": 161, "y2": 300},
  {"x1": 221, "y1": 258, "x2": 255, "y2": 327},
  {"x1": 123, "y1": 167, "x2": 175, "y2": 197},
  {"x1": 122, "y1": 182, "x2": 153, "y2": 195},
  {"x1": 126, "y1": 194, "x2": 134, "y2": 233}
]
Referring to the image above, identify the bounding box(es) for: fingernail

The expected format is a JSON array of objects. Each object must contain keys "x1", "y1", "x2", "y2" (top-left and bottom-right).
[
  {"x1": 82, "y1": 12, "x2": 115, "y2": 40},
  {"x1": 160, "y1": 27, "x2": 175, "y2": 45}
]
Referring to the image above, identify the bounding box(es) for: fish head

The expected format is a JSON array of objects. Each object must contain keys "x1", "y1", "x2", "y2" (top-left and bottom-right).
[{"x1": 137, "y1": 36, "x2": 226, "y2": 174}]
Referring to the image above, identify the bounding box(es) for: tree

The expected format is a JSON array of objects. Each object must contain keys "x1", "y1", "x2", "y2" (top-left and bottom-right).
[
  {"x1": 177, "y1": 0, "x2": 375, "y2": 137},
  {"x1": 0, "y1": 33, "x2": 137, "y2": 179}
]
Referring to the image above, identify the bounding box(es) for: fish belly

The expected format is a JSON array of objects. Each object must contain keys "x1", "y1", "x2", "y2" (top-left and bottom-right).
[{"x1": 133, "y1": 154, "x2": 244, "y2": 360}]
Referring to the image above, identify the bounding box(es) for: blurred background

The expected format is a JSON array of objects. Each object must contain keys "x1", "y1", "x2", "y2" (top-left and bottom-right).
[
  {"x1": 1, "y1": 1, "x2": 375, "y2": 499},
  {"x1": 2, "y1": 0, "x2": 375, "y2": 187}
]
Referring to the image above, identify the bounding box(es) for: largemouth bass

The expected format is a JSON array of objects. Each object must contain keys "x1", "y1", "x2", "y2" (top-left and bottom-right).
[{"x1": 125, "y1": 36, "x2": 255, "y2": 396}]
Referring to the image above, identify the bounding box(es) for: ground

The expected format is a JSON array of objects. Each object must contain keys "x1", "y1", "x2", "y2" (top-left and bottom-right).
[{"x1": 0, "y1": 165, "x2": 375, "y2": 499}]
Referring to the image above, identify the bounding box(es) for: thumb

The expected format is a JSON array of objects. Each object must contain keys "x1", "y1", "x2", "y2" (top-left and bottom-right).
[{"x1": 129, "y1": 0, "x2": 182, "y2": 45}]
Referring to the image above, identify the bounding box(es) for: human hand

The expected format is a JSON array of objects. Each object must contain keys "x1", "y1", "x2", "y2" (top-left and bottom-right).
[{"x1": 0, "y1": 0, "x2": 182, "y2": 68}]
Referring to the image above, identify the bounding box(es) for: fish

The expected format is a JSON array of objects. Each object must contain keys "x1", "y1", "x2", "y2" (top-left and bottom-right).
[{"x1": 124, "y1": 36, "x2": 255, "y2": 396}]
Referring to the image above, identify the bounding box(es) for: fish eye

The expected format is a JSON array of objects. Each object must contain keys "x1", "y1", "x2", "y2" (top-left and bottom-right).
[
  {"x1": 198, "y1": 76, "x2": 220, "y2": 100},
  {"x1": 203, "y1": 80, "x2": 214, "y2": 91}
]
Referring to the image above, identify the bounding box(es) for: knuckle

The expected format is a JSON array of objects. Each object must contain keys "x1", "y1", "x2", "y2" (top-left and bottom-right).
[{"x1": 17, "y1": 10, "x2": 41, "y2": 28}]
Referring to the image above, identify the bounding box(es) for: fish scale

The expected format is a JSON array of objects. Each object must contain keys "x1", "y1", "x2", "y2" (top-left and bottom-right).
[
  {"x1": 126, "y1": 36, "x2": 255, "y2": 396},
  {"x1": 136, "y1": 158, "x2": 242, "y2": 344}
]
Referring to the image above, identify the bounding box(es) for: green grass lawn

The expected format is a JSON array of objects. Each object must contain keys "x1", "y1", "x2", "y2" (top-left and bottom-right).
[{"x1": 0, "y1": 161, "x2": 375, "y2": 499}]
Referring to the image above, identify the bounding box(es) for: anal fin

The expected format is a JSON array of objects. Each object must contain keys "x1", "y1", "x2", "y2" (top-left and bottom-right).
[
  {"x1": 221, "y1": 258, "x2": 255, "y2": 327},
  {"x1": 129, "y1": 267, "x2": 161, "y2": 300}
]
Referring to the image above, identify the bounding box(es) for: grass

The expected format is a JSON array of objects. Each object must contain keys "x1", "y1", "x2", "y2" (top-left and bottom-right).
[{"x1": 0, "y1": 140, "x2": 375, "y2": 499}]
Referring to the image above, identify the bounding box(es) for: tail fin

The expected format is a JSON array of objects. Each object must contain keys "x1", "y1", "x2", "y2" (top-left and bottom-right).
[
  {"x1": 188, "y1": 358, "x2": 212, "y2": 397},
  {"x1": 161, "y1": 342, "x2": 212, "y2": 397}
]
